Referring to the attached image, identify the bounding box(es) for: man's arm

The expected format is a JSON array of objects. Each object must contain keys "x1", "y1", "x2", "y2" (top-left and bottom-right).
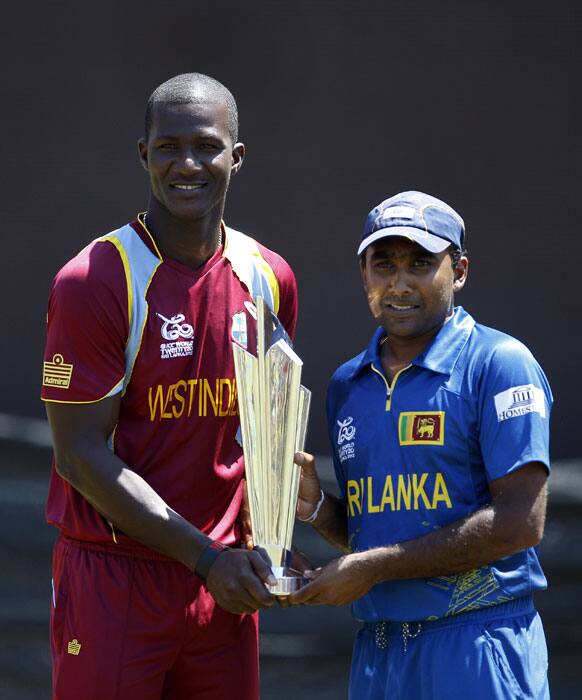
[
  {"x1": 290, "y1": 458, "x2": 547, "y2": 606},
  {"x1": 46, "y1": 398, "x2": 276, "y2": 614},
  {"x1": 295, "y1": 452, "x2": 349, "y2": 552}
]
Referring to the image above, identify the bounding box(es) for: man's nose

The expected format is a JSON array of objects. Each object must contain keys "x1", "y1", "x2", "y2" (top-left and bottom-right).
[
  {"x1": 178, "y1": 152, "x2": 202, "y2": 174},
  {"x1": 389, "y1": 268, "x2": 413, "y2": 293}
]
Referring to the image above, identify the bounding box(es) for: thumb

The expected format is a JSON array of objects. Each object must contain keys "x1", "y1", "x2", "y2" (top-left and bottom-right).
[
  {"x1": 249, "y1": 550, "x2": 277, "y2": 587},
  {"x1": 294, "y1": 451, "x2": 317, "y2": 476}
]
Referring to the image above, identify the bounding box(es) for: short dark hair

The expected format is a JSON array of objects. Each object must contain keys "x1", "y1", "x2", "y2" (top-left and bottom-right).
[
  {"x1": 144, "y1": 73, "x2": 238, "y2": 144},
  {"x1": 448, "y1": 245, "x2": 468, "y2": 268}
]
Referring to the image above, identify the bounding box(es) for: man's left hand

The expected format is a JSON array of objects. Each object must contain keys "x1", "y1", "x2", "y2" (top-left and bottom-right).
[{"x1": 288, "y1": 552, "x2": 375, "y2": 606}]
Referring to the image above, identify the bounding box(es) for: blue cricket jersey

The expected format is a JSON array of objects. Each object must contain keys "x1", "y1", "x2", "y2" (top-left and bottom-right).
[{"x1": 326, "y1": 306, "x2": 552, "y2": 622}]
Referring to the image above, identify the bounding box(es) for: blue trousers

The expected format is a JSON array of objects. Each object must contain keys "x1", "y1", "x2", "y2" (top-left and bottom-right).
[{"x1": 349, "y1": 597, "x2": 549, "y2": 700}]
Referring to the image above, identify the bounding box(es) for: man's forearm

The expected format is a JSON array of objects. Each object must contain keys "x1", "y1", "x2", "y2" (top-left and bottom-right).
[
  {"x1": 57, "y1": 441, "x2": 209, "y2": 571},
  {"x1": 358, "y1": 497, "x2": 543, "y2": 585},
  {"x1": 310, "y1": 492, "x2": 350, "y2": 553}
]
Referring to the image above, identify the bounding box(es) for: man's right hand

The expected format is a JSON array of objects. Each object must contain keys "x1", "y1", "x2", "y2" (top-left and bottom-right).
[
  {"x1": 295, "y1": 451, "x2": 323, "y2": 521},
  {"x1": 205, "y1": 548, "x2": 277, "y2": 614}
]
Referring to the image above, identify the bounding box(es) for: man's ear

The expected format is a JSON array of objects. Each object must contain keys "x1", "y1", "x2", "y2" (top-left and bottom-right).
[
  {"x1": 231, "y1": 142, "x2": 245, "y2": 175},
  {"x1": 137, "y1": 138, "x2": 149, "y2": 172},
  {"x1": 453, "y1": 256, "x2": 469, "y2": 293}
]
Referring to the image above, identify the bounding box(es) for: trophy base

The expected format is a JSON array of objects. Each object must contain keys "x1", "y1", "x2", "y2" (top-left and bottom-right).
[{"x1": 268, "y1": 566, "x2": 308, "y2": 596}]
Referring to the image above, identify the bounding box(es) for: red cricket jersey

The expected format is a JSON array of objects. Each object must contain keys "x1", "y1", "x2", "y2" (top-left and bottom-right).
[{"x1": 41, "y1": 217, "x2": 298, "y2": 550}]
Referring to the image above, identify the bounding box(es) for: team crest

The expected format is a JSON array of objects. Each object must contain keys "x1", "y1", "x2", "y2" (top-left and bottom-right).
[
  {"x1": 231, "y1": 311, "x2": 248, "y2": 348},
  {"x1": 398, "y1": 411, "x2": 445, "y2": 445}
]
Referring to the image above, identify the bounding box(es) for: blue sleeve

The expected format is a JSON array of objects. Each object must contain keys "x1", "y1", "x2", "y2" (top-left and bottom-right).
[
  {"x1": 477, "y1": 338, "x2": 552, "y2": 482},
  {"x1": 326, "y1": 380, "x2": 347, "y2": 500}
]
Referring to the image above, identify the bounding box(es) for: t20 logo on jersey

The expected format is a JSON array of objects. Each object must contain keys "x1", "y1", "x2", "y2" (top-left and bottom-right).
[
  {"x1": 337, "y1": 416, "x2": 356, "y2": 462},
  {"x1": 156, "y1": 312, "x2": 194, "y2": 359},
  {"x1": 398, "y1": 411, "x2": 445, "y2": 445}
]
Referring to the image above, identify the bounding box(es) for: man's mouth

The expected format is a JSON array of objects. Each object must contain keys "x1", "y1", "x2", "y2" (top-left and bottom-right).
[
  {"x1": 387, "y1": 303, "x2": 417, "y2": 311},
  {"x1": 171, "y1": 183, "x2": 206, "y2": 190}
]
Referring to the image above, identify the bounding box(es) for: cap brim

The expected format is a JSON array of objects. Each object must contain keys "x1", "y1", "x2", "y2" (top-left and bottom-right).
[{"x1": 357, "y1": 226, "x2": 451, "y2": 256}]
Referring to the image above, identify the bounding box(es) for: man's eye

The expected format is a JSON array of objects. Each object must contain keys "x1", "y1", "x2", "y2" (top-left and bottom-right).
[
  {"x1": 412, "y1": 259, "x2": 431, "y2": 267},
  {"x1": 158, "y1": 143, "x2": 176, "y2": 150},
  {"x1": 199, "y1": 143, "x2": 219, "y2": 151}
]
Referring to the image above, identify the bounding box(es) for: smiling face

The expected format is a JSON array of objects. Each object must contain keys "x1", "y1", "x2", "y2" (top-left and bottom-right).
[
  {"x1": 361, "y1": 237, "x2": 468, "y2": 342},
  {"x1": 138, "y1": 98, "x2": 244, "y2": 222}
]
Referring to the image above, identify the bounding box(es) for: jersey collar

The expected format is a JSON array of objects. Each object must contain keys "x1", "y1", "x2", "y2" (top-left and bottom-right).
[{"x1": 355, "y1": 306, "x2": 475, "y2": 378}]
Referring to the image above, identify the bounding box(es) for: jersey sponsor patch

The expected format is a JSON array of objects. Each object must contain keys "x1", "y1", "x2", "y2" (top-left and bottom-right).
[
  {"x1": 398, "y1": 411, "x2": 445, "y2": 445},
  {"x1": 43, "y1": 354, "x2": 73, "y2": 389},
  {"x1": 494, "y1": 384, "x2": 545, "y2": 422}
]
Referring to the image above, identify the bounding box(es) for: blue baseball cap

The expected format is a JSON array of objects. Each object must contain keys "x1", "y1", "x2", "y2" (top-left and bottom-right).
[{"x1": 357, "y1": 191, "x2": 465, "y2": 256}]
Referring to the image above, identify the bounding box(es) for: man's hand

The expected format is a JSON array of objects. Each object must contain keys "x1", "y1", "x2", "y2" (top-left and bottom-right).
[
  {"x1": 288, "y1": 552, "x2": 375, "y2": 606},
  {"x1": 295, "y1": 451, "x2": 322, "y2": 521},
  {"x1": 205, "y1": 548, "x2": 277, "y2": 614}
]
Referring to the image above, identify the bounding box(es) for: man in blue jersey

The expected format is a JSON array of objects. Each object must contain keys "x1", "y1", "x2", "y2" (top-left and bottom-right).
[{"x1": 289, "y1": 191, "x2": 551, "y2": 699}]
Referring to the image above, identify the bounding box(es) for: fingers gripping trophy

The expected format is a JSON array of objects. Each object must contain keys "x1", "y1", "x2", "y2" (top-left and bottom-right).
[{"x1": 232, "y1": 297, "x2": 311, "y2": 594}]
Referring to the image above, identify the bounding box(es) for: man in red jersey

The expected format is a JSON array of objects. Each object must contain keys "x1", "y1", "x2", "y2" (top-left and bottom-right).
[{"x1": 41, "y1": 73, "x2": 298, "y2": 700}]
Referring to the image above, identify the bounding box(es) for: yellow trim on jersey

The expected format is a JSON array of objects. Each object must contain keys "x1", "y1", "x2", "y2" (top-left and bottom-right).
[
  {"x1": 137, "y1": 212, "x2": 163, "y2": 260},
  {"x1": 253, "y1": 251, "x2": 280, "y2": 315},
  {"x1": 222, "y1": 226, "x2": 281, "y2": 314},
  {"x1": 97, "y1": 235, "x2": 133, "y2": 336},
  {"x1": 370, "y1": 364, "x2": 411, "y2": 411},
  {"x1": 121, "y1": 258, "x2": 162, "y2": 396}
]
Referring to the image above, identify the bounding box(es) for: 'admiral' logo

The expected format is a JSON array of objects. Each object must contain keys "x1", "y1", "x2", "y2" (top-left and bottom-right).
[
  {"x1": 399, "y1": 411, "x2": 445, "y2": 445},
  {"x1": 67, "y1": 639, "x2": 81, "y2": 655},
  {"x1": 43, "y1": 354, "x2": 73, "y2": 389}
]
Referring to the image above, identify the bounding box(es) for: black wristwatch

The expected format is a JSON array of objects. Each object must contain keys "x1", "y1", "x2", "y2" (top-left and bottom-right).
[{"x1": 194, "y1": 540, "x2": 230, "y2": 581}]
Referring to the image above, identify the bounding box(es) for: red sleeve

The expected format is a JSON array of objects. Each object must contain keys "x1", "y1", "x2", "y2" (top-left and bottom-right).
[
  {"x1": 41, "y1": 240, "x2": 129, "y2": 403},
  {"x1": 257, "y1": 244, "x2": 298, "y2": 341}
]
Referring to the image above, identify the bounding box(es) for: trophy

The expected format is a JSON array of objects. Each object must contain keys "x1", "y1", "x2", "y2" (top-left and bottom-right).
[{"x1": 232, "y1": 297, "x2": 311, "y2": 595}]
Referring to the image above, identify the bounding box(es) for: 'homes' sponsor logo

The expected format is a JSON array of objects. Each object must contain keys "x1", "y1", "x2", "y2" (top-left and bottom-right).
[{"x1": 494, "y1": 384, "x2": 545, "y2": 422}]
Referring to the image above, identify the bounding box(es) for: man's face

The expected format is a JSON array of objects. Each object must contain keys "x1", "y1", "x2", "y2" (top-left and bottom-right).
[
  {"x1": 360, "y1": 237, "x2": 468, "y2": 340},
  {"x1": 138, "y1": 99, "x2": 244, "y2": 221}
]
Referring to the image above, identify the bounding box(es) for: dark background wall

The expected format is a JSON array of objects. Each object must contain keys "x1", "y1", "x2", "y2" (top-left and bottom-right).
[{"x1": 2, "y1": 0, "x2": 580, "y2": 458}]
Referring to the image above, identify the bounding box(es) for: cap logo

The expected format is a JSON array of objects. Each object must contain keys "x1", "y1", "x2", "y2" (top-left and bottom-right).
[{"x1": 378, "y1": 205, "x2": 415, "y2": 221}]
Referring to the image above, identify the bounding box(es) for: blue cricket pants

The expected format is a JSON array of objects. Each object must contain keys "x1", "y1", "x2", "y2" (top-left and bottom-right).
[{"x1": 349, "y1": 596, "x2": 549, "y2": 699}]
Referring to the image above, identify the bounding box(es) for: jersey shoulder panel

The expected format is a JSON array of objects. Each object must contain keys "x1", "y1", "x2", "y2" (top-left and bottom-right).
[
  {"x1": 42, "y1": 235, "x2": 130, "y2": 403},
  {"x1": 466, "y1": 322, "x2": 551, "y2": 394}
]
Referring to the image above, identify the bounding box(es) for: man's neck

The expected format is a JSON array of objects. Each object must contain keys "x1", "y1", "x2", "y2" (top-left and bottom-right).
[
  {"x1": 380, "y1": 311, "x2": 453, "y2": 382},
  {"x1": 144, "y1": 200, "x2": 224, "y2": 270}
]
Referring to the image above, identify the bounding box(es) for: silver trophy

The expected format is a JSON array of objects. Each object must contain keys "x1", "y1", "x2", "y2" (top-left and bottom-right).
[{"x1": 232, "y1": 297, "x2": 311, "y2": 595}]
